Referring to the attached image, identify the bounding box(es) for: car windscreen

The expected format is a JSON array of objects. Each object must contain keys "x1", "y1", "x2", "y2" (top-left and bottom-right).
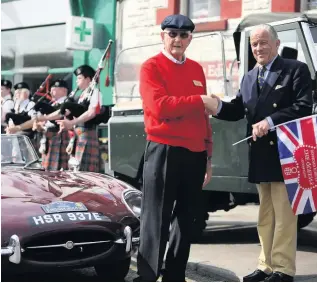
[{"x1": 1, "y1": 135, "x2": 38, "y2": 165}]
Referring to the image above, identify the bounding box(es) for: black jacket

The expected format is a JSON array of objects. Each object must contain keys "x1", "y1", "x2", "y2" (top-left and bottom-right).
[{"x1": 216, "y1": 56, "x2": 313, "y2": 183}]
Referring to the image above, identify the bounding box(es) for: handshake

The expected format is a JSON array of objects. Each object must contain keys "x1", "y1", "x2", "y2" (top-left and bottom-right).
[{"x1": 200, "y1": 94, "x2": 221, "y2": 116}]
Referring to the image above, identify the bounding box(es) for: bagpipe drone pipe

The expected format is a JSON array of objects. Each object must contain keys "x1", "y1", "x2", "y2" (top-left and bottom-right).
[{"x1": 60, "y1": 39, "x2": 114, "y2": 126}]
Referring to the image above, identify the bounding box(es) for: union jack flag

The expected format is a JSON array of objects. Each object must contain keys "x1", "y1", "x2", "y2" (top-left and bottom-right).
[{"x1": 276, "y1": 115, "x2": 317, "y2": 215}]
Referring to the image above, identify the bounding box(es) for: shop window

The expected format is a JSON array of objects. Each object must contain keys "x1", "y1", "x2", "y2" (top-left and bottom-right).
[
  {"x1": 188, "y1": 0, "x2": 220, "y2": 22},
  {"x1": 1, "y1": 24, "x2": 73, "y2": 71},
  {"x1": 1, "y1": 24, "x2": 73, "y2": 92}
]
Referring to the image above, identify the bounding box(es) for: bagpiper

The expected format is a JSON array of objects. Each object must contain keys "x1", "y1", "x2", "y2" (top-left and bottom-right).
[
  {"x1": 5, "y1": 82, "x2": 37, "y2": 145},
  {"x1": 1, "y1": 80, "x2": 14, "y2": 133},
  {"x1": 56, "y1": 65, "x2": 101, "y2": 172},
  {"x1": 7, "y1": 80, "x2": 70, "y2": 171}
]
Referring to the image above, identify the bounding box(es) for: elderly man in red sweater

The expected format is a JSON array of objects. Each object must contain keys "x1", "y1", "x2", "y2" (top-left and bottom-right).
[{"x1": 135, "y1": 14, "x2": 217, "y2": 282}]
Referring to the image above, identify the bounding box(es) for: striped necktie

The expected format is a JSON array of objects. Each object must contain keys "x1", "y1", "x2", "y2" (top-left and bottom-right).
[{"x1": 258, "y1": 66, "x2": 266, "y2": 90}]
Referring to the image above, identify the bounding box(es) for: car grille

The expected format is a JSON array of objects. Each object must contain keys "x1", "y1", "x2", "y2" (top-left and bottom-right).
[{"x1": 22, "y1": 229, "x2": 114, "y2": 262}]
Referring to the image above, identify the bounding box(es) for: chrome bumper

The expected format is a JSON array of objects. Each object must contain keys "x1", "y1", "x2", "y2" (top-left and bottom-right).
[
  {"x1": 1, "y1": 235, "x2": 21, "y2": 264},
  {"x1": 1, "y1": 226, "x2": 139, "y2": 265},
  {"x1": 114, "y1": 226, "x2": 140, "y2": 253}
]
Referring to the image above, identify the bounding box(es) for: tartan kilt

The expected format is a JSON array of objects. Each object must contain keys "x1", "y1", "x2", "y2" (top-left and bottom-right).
[
  {"x1": 42, "y1": 130, "x2": 70, "y2": 171},
  {"x1": 74, "y1": 126, "x2": 100, "y2": 172}
]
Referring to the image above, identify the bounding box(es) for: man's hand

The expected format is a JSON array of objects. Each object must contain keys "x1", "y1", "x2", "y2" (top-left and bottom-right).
[
  {"x1": 37, "y1": 115, "x2": 48, "y2": 122},
  {"x1": 64, "y1": 109, "x2": 71, "y2": 117},
  {"x1": 252, "y1": 119, "x2": 270, "y2": 141},
  {"x1": 32, "y1": 120, "x2": 45, "y2": 132},
  {"x1": 56, "y1": 118, "x2": 74, "y2": 134},
  {"x1": 66, "y1": 137, "x2": 75, "y2": 155},
  {"x1": 6, "y1": 125, "x2": 20, "y2": 134},
  {"x1": 201, "y1": 95, "x2": 219, "y2": 115},
  {"x1": 207, "y1": 93, "x2": 221, "y2": 102},
  {"x1": 203, "y1": 162, "x2": 212, "y2": 187}
]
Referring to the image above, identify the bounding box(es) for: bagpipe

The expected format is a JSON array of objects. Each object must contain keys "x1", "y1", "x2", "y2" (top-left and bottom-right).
[
  {"x1": 59, "y1": 39, "x2": 114, "y2": 126},
  {"x1": 59, "y1": 86, "x2": 87, "y2": 119},
  {"x1": 5, "y1": 75, "x2": 53, "y2": 127}
]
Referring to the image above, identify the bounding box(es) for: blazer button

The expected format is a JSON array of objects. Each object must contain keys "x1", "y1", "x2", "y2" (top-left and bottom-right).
[
  {"x1": 273, "y1": 103, "x2": 277, "y2": 108},
  {"x1": 270, "y1": 141, "x2": 274, "y2": 145}
]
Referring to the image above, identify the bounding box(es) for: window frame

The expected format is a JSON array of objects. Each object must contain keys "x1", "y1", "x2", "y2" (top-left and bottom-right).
[
  {"x1": 187, "y1": 0, "x2": 221, "y2": 23},
  {"x1": 179, "y1": 0, "x2": 228, "y2": 33}
]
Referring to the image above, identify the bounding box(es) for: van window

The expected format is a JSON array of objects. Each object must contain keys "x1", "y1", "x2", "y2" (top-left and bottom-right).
[{"x1": 278, "y1": 30, "x2": 306, "y2": 64}]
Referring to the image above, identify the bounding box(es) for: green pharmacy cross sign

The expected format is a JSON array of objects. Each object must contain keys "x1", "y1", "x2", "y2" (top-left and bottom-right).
[
  {"x1": 66, "y1": 16, "x2": 94, "y2": 51},
  {"x1": 75, "y1": 20, "x2": 91, "y2": 42}
]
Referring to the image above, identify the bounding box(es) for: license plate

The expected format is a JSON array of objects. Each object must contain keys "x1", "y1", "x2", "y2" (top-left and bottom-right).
[
  {"x1": 30, "y1": 212, "x2": 110, "y2": 226},
  {"x1": 41, "y1": 201, "x2": 88, "y2": 214}
]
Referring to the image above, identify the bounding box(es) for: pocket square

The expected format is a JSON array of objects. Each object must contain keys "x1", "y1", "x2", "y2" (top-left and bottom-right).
[{"x1": 275, "y1": 85, "x2": 283, "y2": 90}]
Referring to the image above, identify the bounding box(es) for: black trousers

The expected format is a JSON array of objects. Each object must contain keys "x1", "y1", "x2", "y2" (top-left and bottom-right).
[{"x1": 137, "y1": 141, "x2": 207, "y2": 281}]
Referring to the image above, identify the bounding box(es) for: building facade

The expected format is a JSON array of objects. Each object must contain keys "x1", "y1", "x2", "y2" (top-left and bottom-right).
[
  {"x1": 1, "y1": 0, "x2": 115, "y2": 105},
  {"x1": 1, "y1": 0, "x2": 317, "y2": 104},
  {"x1": 114, "y1": 0, "x2": 317, "y2": 101}
]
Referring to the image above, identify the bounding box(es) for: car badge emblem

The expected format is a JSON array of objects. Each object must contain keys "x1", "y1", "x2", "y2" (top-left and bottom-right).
[
  {"x1": 65, "y1": 241, "x2": 74, "y2": 250},
  {"x1": 41, "y1": 201, "x2": 88, "y2": 213}
]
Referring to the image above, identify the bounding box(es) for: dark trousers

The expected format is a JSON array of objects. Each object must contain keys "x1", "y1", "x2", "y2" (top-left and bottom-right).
[{"x1": 137, "y1": 141, "x2": 207, "y2": 282}]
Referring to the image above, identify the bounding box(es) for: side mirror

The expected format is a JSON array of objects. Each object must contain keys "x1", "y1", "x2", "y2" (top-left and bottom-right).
[{"x1": 68, "y1": 156, "x2": 80, "y2": 172}]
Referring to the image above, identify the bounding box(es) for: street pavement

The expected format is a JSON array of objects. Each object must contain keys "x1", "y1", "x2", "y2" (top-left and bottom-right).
[
  {"x1": 187, "y1": 205, "x2": 317, "y2": 282},
  {"x1": 2, "y1": 205, "x2": 316, "y2": 282}
]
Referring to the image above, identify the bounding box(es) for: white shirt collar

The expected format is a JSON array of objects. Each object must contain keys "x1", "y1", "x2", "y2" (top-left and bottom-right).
[
  {"x1": 19, "y1": 99, "x2": 29, "y2": 108},
  {"x1": 162, "y1": 49, "x2": 186, "y2": 64},
  {"x1": 2, "y1": 94, "x2": 12, "y2": 101}
]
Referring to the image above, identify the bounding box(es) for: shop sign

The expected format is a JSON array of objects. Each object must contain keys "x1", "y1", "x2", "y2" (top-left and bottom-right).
[{"x1": 66, "y1": 16, "x2": 94, "y2": 50}]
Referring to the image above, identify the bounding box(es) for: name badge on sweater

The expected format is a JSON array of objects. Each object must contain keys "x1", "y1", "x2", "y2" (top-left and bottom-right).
[{"x1": 193, "y1": 80, "x2": 203, "y2": 87}]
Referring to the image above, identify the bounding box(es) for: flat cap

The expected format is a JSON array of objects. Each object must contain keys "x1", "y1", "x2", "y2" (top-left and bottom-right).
[
  {"x1": 161, "y1": 14, "x2": 195, "y2": 32},
  {"x1": 14, "y1": 82, "x2": 30, "y2": 90},
  {"x1": 1, "y1": 79, "x2": 12, "y2": 89},
  {"x1": 50, "y1": 79, "x2": 68, "y2": 89},
  {"x1": 74, "y1": 65, "x2": 95, "y2": 79}
]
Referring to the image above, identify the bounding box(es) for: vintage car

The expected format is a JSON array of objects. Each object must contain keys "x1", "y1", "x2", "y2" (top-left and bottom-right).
[{"x1": 1, "y1": 134, "x2": 141, "y2": 280}]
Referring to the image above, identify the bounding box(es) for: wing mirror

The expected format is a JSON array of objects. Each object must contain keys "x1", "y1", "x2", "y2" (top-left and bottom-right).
[{"x1": 68, "y1": 156, "x2": 80, "y2": 172}]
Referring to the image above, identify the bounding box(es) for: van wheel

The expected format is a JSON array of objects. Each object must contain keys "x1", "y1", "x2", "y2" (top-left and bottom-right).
[{"x1": 297, "y1": 212, "x2": 316, "y2": 230}]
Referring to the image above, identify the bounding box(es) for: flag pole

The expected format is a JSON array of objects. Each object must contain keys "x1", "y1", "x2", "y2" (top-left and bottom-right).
[{"x1": 232, "y1": 114, "x2": 317, "y2": 146}]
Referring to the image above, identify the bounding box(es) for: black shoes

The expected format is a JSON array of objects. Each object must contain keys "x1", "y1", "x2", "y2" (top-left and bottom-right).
[
  {"x1": 243, "y1": 270, "x2": 294, "y2": 282},
  {"x1": 264, "y1": 272, "x2": 294, "y2": 282},
  {"x1": 243, "y1": 269, "x2": 271, "y2": 282}
]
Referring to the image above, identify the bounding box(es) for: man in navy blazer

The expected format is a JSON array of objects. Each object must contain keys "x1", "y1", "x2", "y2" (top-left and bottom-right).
[{"x1": 201, "y1": 24, "x2": 313, "y2": 282}]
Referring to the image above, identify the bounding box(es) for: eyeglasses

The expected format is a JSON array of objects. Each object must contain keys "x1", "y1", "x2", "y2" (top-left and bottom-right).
[{"x1": 164, "y1": 30, "x2": 191, "y2": 39}]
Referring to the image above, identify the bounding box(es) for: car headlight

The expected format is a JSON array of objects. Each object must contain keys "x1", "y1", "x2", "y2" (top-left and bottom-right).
[{"x1": 122, "y1": 189, "x2": 142, "y2": 218}]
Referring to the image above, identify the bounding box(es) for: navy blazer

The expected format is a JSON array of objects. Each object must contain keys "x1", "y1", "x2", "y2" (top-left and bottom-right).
[{"x1": 217, "y1": 56, "x2": 313, "y2": 183}]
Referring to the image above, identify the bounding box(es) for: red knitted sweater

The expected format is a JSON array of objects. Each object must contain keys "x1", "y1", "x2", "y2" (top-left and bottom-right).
[{"x1": 139, "y1": 52, "x2": 212, "y2": 156}]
